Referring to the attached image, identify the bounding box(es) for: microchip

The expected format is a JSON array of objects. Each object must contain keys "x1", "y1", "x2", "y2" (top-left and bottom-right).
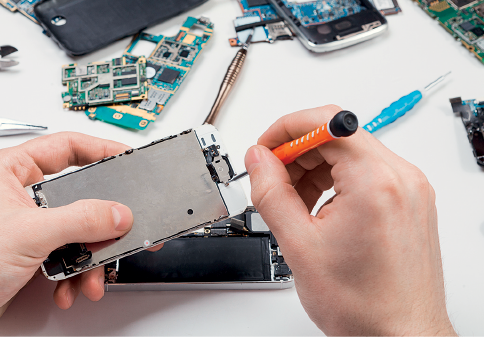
[
  {"x1": 159, "y1": 68, "x2": 180, "y2": 84},
  {"x1": 448, "y1": 0, "x2": 478, "y2": 9},
  {"x1": 472, "y1": 27, "x2": 484, "y2": 36},
  {"x1": 114, "y1": 58, "x2": 123, "y2": 66},
  {"x1": 460, "y1": 21, "x2": 475, "y2": 31},
  {"x1": 179, "y1": 50, "x2": 190, "y2": 58},
  {"x1": 120, "y1": 77, "x2": 138, "y2": 86},
  {"x1": 247, "y1": 0, "x2": 269, "y2": 7},
  {"x1": 163, "y1": 52, "x2": 171, "y2": 58}
]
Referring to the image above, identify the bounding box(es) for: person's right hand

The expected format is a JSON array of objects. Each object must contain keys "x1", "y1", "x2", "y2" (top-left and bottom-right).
[{"x1": 245, "y1": 105, "x2": 456, "y2": 336}]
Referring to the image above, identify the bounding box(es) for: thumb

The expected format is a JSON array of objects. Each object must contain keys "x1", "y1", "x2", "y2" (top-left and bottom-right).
[
  {"x1": 27, "y1": 200, "x2": 133, "y2": 258},
  {"x1": 245, "y1": 145, "x2": 312, "y2": 245}
]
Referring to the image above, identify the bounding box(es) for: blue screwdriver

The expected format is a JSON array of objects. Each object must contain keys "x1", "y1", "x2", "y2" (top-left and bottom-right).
[{"x1": 363, "y1": 72, "x2": 451, "y2": 133}]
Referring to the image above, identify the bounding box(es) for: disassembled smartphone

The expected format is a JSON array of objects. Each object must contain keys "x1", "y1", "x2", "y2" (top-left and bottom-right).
[
  {"x1": 268, "y1": 0, "x2": 388, "y2": 52},
  {"x1": 104, "y1": 207, "x2": 294, "y2": 291},
  {"x1": 450, "y1": 97, "x2": 484, "y2": 166},
  {"x1": 414, "y1": 0, "x2": 484, "y2": 65},
  {"x1": 28, "y1": 125, "x2": 247, "y2": 281}
]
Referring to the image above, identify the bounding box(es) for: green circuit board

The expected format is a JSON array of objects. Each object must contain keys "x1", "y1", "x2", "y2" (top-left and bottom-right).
[
  {"x1": 414, "y1": 0, "x2": 484, "y2": 63},
  {"x1": 85, "y1": 16, "x2": 213, "y2": 130},
  {"x1": 61, "y1": 57, "x2": 148, "y2": 110}
]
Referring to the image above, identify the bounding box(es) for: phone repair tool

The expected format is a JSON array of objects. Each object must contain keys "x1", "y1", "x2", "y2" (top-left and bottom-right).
[
  {"x1": 204, "y1": 29, "x2": 254, "y2": 125},
  {"x1": 227, "y1": 110, "x2": 358, "y2": 185},
  {"x1": 0, "y1": 118, "x2": 48, "y2": 136},
  {"x1": 363, "y1": 72, "x2": 451, "y2": 133},
  {"x1": 0, "y1": 45, "x2": 19, "y2": 69}
]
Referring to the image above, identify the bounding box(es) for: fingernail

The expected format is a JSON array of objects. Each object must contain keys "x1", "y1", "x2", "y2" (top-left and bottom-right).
[
  {"x1": 245, "y1": 147, "x2": 261, "y2": 175},
  {"x1": 99, "y1": 275, "x2": 105, "y2": 292},
  {"x1": 66, "y1": 288, "x2": 75, "y2": 308},
  {"x1": 112, "y1": 204, "x2": 133, "y2": 231}
]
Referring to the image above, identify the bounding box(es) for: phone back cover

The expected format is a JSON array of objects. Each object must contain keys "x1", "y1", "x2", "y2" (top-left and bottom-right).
[{"x1": 34, "y1": 0, "x2": 208, "y2": 56}]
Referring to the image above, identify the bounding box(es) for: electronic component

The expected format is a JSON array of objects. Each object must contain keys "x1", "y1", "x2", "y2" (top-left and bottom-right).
[
  {"x1": 104, "y1": 207, "x2": 294, "y2": 290},
  {"x1": 450, "y1": 97, "x2": 484, "y2": 166},
  {"x1": 85, "y1": 17, "x2": 213, "y2": 130},
  {"x1": 0, "y1": 0, "x2": 42, "y2": 23},
  {"x1": 369, "y1": 0, "x2": 402, "y2": 15},
  {"x1": 158, "y1": 68, "x2": 180, "y2": 84},
  {"x1": 229, "y1": 0, "x2": 294, "y2": 46},
  {"x1": 269, "y1": 0, "x2": 388, "y2": 52},
  {"x1": 448, "y1": 0, "x2": 478, "y2": 9},
  {"x1": 35, "y1": 124, "x2": 247, "y2": 280},
  {"x1": 413, "y1": 0, "x2": 484, "y2": 64},
  {"x1": 61, "y1": 57, "x2": 148, "y2": 110},
  {"x1": 229, "y1": 0, "x2": 398, "y2": 47}
]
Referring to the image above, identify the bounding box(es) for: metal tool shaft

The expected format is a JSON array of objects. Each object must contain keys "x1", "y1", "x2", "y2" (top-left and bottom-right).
[{"x1": 204, "y1": 48, "x2": 248, "y2": 125}]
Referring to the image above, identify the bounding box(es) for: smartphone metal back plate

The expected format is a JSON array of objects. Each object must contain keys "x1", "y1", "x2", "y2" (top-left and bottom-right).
[{"x1": 35, "y1": 130, "x2": 230, "y2": 280}]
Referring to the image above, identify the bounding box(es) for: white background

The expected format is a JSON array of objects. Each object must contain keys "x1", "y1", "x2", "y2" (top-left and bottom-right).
[{"x1": 1, "y1": 0, "x2": 484, "y2": 335}]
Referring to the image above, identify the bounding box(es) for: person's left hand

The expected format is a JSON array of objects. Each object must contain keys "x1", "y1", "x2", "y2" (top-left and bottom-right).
[{"x1": 0, "y1": 132, "x2": 162, "y2": 316}]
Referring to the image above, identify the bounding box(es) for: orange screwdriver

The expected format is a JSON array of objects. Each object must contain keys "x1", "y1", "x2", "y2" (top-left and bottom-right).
[{"x1": 227, "y1": 110, "x2": 358, "y2": 184}]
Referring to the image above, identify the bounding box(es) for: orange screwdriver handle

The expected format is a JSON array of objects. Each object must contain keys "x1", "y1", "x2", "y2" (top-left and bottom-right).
[{"x1": 271, "y1": 111, "x2": 358, "y2": 165}]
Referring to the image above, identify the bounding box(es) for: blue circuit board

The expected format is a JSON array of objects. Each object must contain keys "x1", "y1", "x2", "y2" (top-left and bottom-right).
[
  {"x1": 0, "y1": 0, "x2": 17, "y2": 12},
  {"x1": 281, "y1": 0, "x2": 365, "y2": 26},
  {"x1": 84, "y1": 17, "x2": 213, "y2": 130},
  {"x1": 15, "y1": 0, "x2": 41, "y2": 23},
  {"x1": 0, "y1": 0, "x2": 42, "y2": 23}
]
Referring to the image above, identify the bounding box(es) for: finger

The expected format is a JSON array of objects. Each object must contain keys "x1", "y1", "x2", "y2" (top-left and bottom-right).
[
  {"x1": 294, "y1": 161, "x2": 334, "y2": 212},
  {"x1": 81, "y1": 267, "x2": 105, "y2": 302},
  {"x1": 54, "y1": 275, "x2": 81, "y2": 310},
  {"x1": 245, "y1": 145, "x2": 313, "y2": 245},
  {"x1": 12, "y1": 132, "x2": 130, "y2": 185},
  {"x1": 147, "y1": 243, "x2": 164, "y2": 252},
  {"x1": 257, "y1": 104, "x2": 343, "y2": 148},
  {"x1": 19, "y1": 201, "x2": 133, "y2": 258}
]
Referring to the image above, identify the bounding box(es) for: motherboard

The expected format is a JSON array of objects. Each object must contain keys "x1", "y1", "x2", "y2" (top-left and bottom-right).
[
  {"x1": 0, "y1": 0, "x2": 42, "y2": 23},
  {"x1": 414, "y1": 0, "x2": 484, "y2": 64},
  {"x1": 61, "y1": 57, "x2": 148, "y2": 110},
  {"x1": 450, "y1": 97, "x2": 484, "y2": 166},
  {"x1": 63, "y1": 17, "x2": 213, "y2": 130}
]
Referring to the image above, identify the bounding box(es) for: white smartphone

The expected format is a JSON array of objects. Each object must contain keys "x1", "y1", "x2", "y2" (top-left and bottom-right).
[{"x1": 28, "y1": 125, "x2": 247, "y2": 281}]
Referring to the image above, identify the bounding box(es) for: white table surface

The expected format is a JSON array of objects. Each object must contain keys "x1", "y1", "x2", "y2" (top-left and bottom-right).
[{"x1": 1, "y1": 0, "x2": 484, "y2": 335}]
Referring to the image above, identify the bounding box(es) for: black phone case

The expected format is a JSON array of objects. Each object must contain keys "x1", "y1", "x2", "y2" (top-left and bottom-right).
[{"x1": 34, "y1": 0, "x2": 208, "y2": 56}]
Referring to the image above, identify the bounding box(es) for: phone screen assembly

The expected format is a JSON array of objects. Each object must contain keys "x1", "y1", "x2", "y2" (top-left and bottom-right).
[
  {"x1": 269, "y1": 0, "x2": 388, "y2": 52},
  {"x1": 29, "y1": 125, "x2": 247, "y2": 281},
  {"x1": 104, "y1": 207, "x2": 294, "y2": 291}
]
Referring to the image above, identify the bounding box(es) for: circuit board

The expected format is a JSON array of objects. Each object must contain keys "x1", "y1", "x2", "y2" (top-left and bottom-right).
[
  {"x1": 0, "y1": 0, "x2": 42, "y2": 23},
  {"x1": 450, "y1": 97, "x2": 484, "y2": 166},
  {"x1": 84, "y1": 17, "x2": 213, "y2": 130},
  {"x1": 229, "y1": 0, "x2": 399, "y2": 46},
  {"x1": 0, "y1": 0, "x2": 17, "y2": 12},
  {"x1": 229, "y1": 0, "x2": 293, "y2": 46},
  {"x1": 414, "y1": 0, "x2": 484, "y2": 64},
  {"x1": 281, "y1": 0, "x2": 366, "y2": 26},
  {"x1": 61, "y1": 57, "x2": 148, "y2": 110}
]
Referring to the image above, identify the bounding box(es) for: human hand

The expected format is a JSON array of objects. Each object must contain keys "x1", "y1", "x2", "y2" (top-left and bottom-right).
[
  {"x1": 0, "y1": 132, "x2": 160, "y2": 315},
  {"x1": 245, "y1": 105, "x2": 456, "y2": 336}
]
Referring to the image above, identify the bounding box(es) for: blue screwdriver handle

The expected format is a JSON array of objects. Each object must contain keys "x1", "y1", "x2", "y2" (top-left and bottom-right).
[{"x1": 363, "y1": 90, "x2": 423, "y2": 133}]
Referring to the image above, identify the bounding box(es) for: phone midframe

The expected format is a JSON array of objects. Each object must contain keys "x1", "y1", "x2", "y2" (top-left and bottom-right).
[{"x1": 32, "y1": 125, "x2": 247, "y2": 280}]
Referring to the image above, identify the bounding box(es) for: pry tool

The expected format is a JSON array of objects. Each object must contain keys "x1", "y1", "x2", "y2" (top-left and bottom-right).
[
  {"x1": 227, "y1": 111, "x2": 359, "y2": 185},
  {"x1": 204, "y1": 30, "x2": 254, "y2": 125},
  {"x1": 0, "y1": 45, "x2": 19, "y2": 69},
  {"x1": 363, "y1": 72, "x2": 451, "y2": 133},
  {"x1": 0, "y1": 118, "x2": 48, "y2": 136}
]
